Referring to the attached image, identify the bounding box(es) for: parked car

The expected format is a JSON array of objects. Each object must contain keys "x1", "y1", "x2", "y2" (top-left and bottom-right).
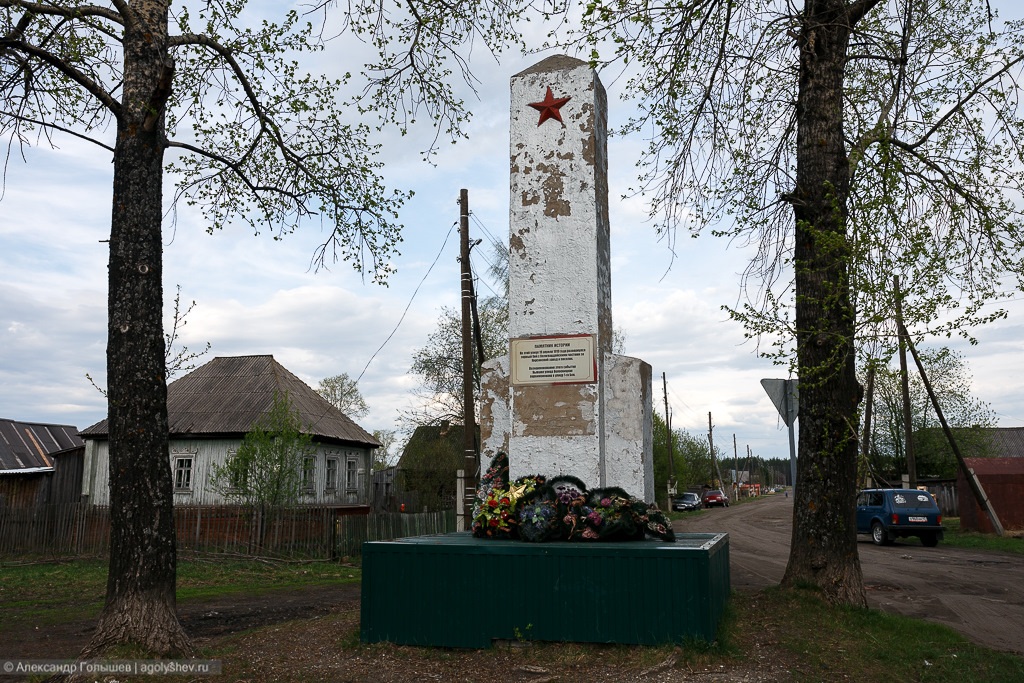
[
  {"x1": 856, "y1": 488, "x2": 944, "y2": 547},
  {"x1": 702, "y1": 489, "x2": 729, "y2": 508},
  {"x1": 672, "y1": 491, "x2": 702, "y2": 512}
]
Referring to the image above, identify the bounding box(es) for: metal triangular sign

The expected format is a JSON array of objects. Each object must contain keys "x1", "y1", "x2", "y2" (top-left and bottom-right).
[{"x1": 761, "y1": 378, "x2": 799, "y2": 427}]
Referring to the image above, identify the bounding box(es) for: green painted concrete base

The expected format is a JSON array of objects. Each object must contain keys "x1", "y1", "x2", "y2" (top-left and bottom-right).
[{"x1": 360, "y1": 531, "x2": 730, "y2": 648}]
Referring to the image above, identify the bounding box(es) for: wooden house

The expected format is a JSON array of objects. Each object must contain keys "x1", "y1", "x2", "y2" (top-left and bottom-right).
[
  {"x1": 79, "y1": 355, "x2": 380, "y2": 508},
  {"x1": 396, "y1": 423, "x2": 471, "y2": 512},
  {"x1": 0, "y1": 418, "x2": 84, "y2": 509}
]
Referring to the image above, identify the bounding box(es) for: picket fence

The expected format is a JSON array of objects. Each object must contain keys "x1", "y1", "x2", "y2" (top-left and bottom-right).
[{"x1": 0, "y1": 503, "x2": 456, "y2": 560}]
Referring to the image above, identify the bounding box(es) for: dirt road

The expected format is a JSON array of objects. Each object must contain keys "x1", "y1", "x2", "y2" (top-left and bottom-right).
[{"x1": 674, "y1": 493, "x2": 1024, "y2": 654}]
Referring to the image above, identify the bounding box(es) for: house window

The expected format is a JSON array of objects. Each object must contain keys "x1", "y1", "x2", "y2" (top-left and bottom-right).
[
  {"x1": 345, "y1": 456, "x2": 358, "y2": 492},
  {"x1": 173, "y1": 456, "x2": 193, "y2": 491},
  {"x1": 302, "y1": 456, "x2": 315, "y2": 492},
  {"x1": 325, "y1": 458, "x2": 338, "y2": 491},
  {"x1": 226, "y1": 449, "x2": 246, "y2": 490}
]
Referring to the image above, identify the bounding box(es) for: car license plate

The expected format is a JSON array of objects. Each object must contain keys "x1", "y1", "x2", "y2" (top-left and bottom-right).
[{"x1": 909, "y1": 516, "x2": 927, "y2": 522}]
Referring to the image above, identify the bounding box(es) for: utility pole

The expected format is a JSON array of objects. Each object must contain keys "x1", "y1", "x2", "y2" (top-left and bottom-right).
[
  {"x1": 860, "y1": 364, "x2": 876, "y2": 488},
  {"x1": 664, "y1": 373, "x2": 676, "y2": 503},
  {"x1": 733, "y1": 434, "x2": 739, "y2": 501},
  {"x1": 894, "y1": 276, "x2": 917, "y2": 489},
  {"x1": 746, "y1": 445, "x2": 753, "y2": 494},
  {"x1": 708, "y1": 412, "x2": 724, "y2": 490},
  {"x1": 459, "y1": 189, "x2": 478, "y2": 530},
  {"x1": 901, "y1": 319, "x2": 1005, "y2": 536}
]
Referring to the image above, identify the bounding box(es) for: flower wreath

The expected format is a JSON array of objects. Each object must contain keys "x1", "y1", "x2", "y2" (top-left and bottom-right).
[{"x1": 471, "y1": 452, "x2": 675, "y2": 543}]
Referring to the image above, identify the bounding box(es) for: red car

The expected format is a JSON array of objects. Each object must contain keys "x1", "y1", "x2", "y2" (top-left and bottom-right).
[{"x1": 702, "y1": 489, "x2": 729, "y2": 508}]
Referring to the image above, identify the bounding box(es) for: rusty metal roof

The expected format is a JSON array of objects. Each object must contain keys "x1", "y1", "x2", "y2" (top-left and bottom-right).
[
  {"x1": 0, "y1": 418, "x2": 84, "y2": 474},
  {"x1": 80, "y1": 355, "x2": 380, "y2": 447},
  {"x1": 962, "y1": 457, "x2": 1024, "y2": 476}
]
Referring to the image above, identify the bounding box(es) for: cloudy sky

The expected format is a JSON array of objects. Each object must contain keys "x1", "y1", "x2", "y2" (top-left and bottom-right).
[{"x1": 3, "y1": 2, "x2": 1024, "y2": 468}]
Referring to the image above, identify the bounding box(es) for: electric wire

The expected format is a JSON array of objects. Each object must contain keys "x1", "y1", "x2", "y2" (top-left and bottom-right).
[
  {"x1": 354, "y1": 222, "x2": 457, "y2": 384},
  {"x1": 469, "y1": 250, "x2": 501, "y2": 299},
  {"x1": 470, "y1": 212, "x2": 506, "y2": 253},
  {"x1": 664, "y1": 379, "x2": 703, "y2": 427}
]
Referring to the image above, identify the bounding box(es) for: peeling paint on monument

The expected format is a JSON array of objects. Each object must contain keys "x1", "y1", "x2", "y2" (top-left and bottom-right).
[{"x1": 480, "y1": 55, "x2": 654, "y2": 502}]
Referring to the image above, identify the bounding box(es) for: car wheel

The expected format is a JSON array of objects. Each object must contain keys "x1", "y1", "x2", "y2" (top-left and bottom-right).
[
  {"x1": 921, "y1": 533, "x2": 939, "y2": 547},
  {"x1": 871, "y1": 521, "x2": 889, "y2": 546}
]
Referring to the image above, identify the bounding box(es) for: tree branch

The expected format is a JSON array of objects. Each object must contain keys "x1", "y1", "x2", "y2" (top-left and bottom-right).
[
  {"x1": 0, "y1": 38, "x2": 122, "y2": 117},
  {"x1": 903, "y1": 53, "x2": 1024, "y2": 151},
  {"x1": 847, "y1": 0, "x2": 883, "y2": 27},
  {"x1": 0, "y1": 0, "x2": 126, "y2": 27},
  {"x1": 169, "y1": 33, "x2": 282, "y2": 149},
  {"x1": 0, "y1": 109, "x2": 114, "y2": 150}
]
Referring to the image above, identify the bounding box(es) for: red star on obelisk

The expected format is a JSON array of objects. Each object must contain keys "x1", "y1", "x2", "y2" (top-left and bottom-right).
[{"x1": 528, "y1": 86, "x2": 570, "y2": 126}]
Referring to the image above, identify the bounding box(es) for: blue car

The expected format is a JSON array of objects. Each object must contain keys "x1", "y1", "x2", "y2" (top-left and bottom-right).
[{"x1": 856, "y1": 488, "x2": 944, "y2": 547}]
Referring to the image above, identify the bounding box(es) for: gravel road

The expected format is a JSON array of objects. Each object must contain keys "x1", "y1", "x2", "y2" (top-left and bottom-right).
[{"x1": 673, "y1": 492, "x2": 1024, "y2": 654}]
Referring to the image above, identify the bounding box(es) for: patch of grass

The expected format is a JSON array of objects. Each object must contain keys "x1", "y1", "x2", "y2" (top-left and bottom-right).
[
  {"x1": 665, "y1": 508, "x2": 708, "y2": 521},
  {"x1": 740, "y1": 586, "x2": 1024, "y2": 682},
  {"x1": 0, "y1": 558, "x2": 107, "y2": 626},
  {"x1": 0, "y1": 555, "x2": 361, "y2": 633},
  {"x1": 940, "y1": 517, "x2": 1024, "y2": 555},
  {"x1": 176, "y1": 555, "x2": 360, "y2": 600}
]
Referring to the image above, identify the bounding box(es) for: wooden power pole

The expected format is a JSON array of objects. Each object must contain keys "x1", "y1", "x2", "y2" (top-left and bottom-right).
[
  {"x1": 708, "y1": 412, "x2": 724, "y2": 489},
  {"x1": 733, "y1": 433, "x2": 739, "y2": 501},
  {"x1": 663, "y1": 373, "x2": 676, "y2": 500},
  {"x1": 900, "y1": 319, "x2": 1005, "y2": 536},
  {"x1": 459, "y1": 189, "x2": 478, "y2": 530},
  {"x1": 894, "y1": 276, "x2": 917, "y2": 489}
]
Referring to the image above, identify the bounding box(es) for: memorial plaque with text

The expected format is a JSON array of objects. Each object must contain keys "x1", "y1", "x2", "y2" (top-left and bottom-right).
[{"x1": 510, "y1": 335, "x2": 597, "y2": 385}]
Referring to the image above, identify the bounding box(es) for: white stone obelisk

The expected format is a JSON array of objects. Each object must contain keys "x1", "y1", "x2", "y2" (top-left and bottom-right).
[{"x1": 480, "y1": 55, "x2": 653, "y2": 501}]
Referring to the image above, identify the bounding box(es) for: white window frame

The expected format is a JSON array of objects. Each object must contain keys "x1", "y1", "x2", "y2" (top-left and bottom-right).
[{"x1": 173, "y1": 455, "x2": 194, "y2": 492}]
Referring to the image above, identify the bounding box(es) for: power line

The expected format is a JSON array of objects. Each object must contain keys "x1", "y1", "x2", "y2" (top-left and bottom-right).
[
  {"x1": 470, "y1": 212, "x2": 506, "y2": 253},
  {"x1": 664, "y1": 379, "x2": 702, "y2": 426},
  {"x1": 470, "y1": 252, "x2": 500, "y2": 300},
  {"x1": 355, "y1": 222, "x2": 457, "y2": 384},
  {"x1": 993, "y1": 410, "x2": 1024, "y2": 426}
]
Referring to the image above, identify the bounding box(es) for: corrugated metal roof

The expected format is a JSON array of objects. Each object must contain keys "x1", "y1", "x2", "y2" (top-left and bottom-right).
[
  {"x1": 982, "y1": 427, "x2": 1024, "y2": 458},
  {"x1": 0, "y1": 419, "x2": 84, "y2": 473},
  {"x1": 916, "y1": 426, "x2": 1024, "y2": 459},
  {"x1": 80, "y1": 355, "x2": 380, "y2": 447}
]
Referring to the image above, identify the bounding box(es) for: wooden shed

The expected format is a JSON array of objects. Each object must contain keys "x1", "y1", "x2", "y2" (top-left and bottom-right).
[
  {"x1": 957, "y1": 458, "x2": 1024, "y2": 533},
  {"x1": 0, "y1": 418, "x2": 84, "y2": 509}
]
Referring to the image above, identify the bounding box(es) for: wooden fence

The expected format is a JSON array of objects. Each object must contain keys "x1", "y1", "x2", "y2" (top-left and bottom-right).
[
  {"x1": 924, "y1": 482, "x2": 959, "y2": 517},
  {"x1": 0, "y1": 503, "x2": 456, "y2": 560},
  {"x1": 334, "y1": 510, "x2": 456, "y2": 557}
]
